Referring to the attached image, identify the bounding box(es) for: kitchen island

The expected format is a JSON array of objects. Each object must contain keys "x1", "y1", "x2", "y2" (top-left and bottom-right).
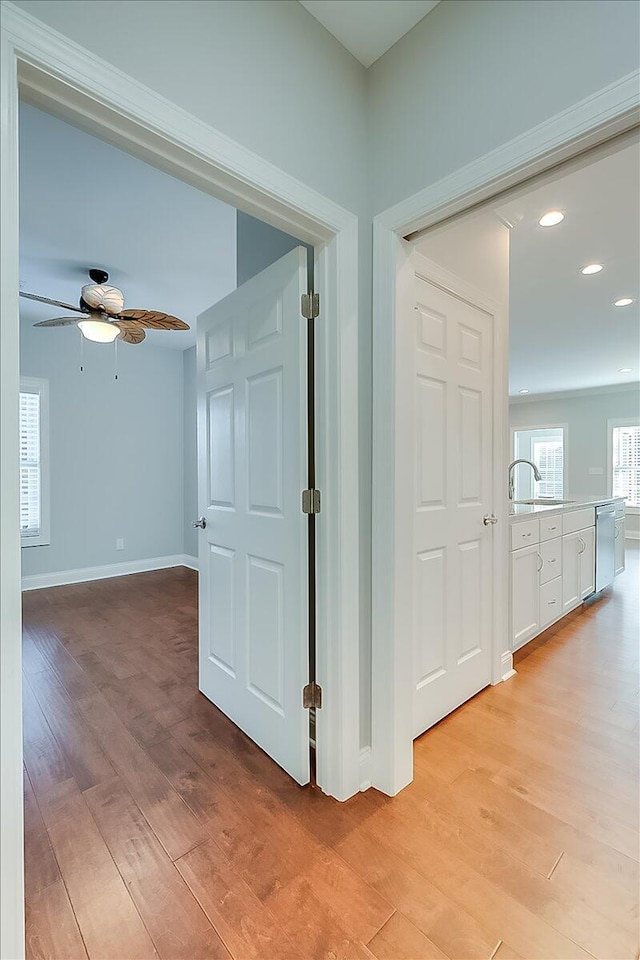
[{"x1": 509, "y1": 496, "x2": 625, "y2": 651}]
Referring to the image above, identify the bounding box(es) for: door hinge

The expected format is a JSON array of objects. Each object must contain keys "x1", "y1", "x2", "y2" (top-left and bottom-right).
[
  {"x1": 303, "y1": 681, "x2": 322, "y2": 709},
  {"x1": 301, "y1": 292, "x2": 320, "y2": 320},
  {"x1": 302, "y1": 488, "x2": 321, "y2": 515}
]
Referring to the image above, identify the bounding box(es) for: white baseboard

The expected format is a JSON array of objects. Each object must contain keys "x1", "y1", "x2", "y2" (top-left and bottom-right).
[
  {"x1": 359, "y1": 746, "x2": 371, "y2": 792},
  {"x1": 21, "y1": 553, "x2": 197, "y2": 591},
  {"x1": 498, "y1": 650, "x2": 517, "y2": 682}
]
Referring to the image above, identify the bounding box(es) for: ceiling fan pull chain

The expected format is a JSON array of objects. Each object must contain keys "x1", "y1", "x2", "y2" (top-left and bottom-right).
[
  {"x1": 79, "y1": 329, "x2": 84, "y2": 373},
  {"x1": 114, "y1": 337, "x2": 119, "y2": 381}
]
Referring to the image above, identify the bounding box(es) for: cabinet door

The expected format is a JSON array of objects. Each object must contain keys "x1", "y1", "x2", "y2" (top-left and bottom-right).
[
  {"x1": 539, "y1": 537, "x2": 561, "y2": 585},
  {"x1": 539, "y1": 576, "x2": 562, "y2": 630},
  {"x1": 579, "y1": 527, "x2": 595, "y2": 599},
  {"x1": 614, "y1": 518, "x2": 626, "y2": 576},
  {"x1": 562, "y1": 532, "x2": 581, "y2": 613},
  {"x1": 511, "y1": 543, "x2": 540, "y2": 650}
]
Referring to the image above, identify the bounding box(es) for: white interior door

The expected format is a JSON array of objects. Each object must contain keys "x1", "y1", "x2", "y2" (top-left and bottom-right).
[
  {"x1": 412, "y1": 254, "x2": 496, "y2": 738},
  {"x1": 196, "y1": 246, "x2": 309, "y2": 785}
]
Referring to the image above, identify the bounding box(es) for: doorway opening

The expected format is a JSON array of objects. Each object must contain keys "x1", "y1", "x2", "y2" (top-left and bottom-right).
[{"x1": 372, "y1": 121, "x2": 640, "y2": 795}]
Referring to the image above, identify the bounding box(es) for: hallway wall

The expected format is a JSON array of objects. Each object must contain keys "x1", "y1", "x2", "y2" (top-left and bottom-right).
[{"x1": 367, "y1": 0, "x2": 640, "y2": 213}]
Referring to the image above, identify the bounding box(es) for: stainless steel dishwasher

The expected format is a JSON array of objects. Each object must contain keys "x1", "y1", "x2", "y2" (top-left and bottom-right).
[{"x1": 595, "y1": 503, "x2": 616, "y2": 592}]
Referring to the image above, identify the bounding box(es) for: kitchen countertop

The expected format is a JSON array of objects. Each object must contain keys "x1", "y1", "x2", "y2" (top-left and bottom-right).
[{"x1": 509, "y1": 496, "x2": 625, "y2": 521}]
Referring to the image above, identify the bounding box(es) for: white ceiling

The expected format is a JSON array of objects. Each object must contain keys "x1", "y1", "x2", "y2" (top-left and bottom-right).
[
  {"x1": 19, "y1": 104, "x2": 237, "y2": 350},
  {"x1": 299, "y1": 0, "x2": 440, "y2": 67},
  {"x1": 501, "y1": 140, "x2": 640, "y2": 396}
]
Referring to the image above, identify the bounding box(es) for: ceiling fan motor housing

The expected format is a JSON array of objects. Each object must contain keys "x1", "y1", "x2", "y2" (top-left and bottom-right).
[{"x1": 80, "y1": 283, "x2": 125, "y2": 315}]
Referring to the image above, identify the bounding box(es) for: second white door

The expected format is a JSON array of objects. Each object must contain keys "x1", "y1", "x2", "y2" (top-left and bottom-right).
[
  {"x1": 196, "y1": 247, "x2": 310, "y2": 785},
  {"x1": 412, "y1": 254, "x2": 496, "y2": 738}
]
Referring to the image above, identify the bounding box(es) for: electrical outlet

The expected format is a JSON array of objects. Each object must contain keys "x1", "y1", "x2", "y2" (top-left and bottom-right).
[{"x1": 116, "y1": 538, "x2": 125, "y2": 551}]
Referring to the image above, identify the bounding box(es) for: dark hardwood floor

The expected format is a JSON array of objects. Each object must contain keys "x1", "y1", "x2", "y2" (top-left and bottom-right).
[{"x1": 23, "y1": 549, "x2": 639, "y2": 959}]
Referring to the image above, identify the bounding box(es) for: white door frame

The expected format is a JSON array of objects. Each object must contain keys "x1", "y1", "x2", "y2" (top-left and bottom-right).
[
  {"x1": 371, "y1": 71, "x2": 640, "y2": 796},
  {"x1": 0, "y1": 5, "x2": 361, "y2": 954}
]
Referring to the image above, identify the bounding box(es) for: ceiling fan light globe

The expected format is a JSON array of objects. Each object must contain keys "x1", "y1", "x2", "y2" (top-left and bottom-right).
[
  {"x1": 81, "y1": 283, "x2": 125, "y2": 315},
  {"x1": 78, "y1": 318, "x2": 120, "y2": 343}
]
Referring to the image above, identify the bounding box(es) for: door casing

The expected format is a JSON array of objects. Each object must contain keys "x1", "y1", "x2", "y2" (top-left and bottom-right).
[
  {"x1": 0, "y1": 7, "x2": 361, "y2": 955},
  {"x1": 371, "y1": 73, "x2": 640, "y2": 797}
]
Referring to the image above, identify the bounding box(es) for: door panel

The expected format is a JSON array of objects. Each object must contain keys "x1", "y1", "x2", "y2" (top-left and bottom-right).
[
  {"x1": 196, "y1": 247, "x2": 309, "y2": 785},
  {"x1": 511, "y1": 544, "x2": 540, "y2": 649},
  {"x1": 580, "y1": 526, "x2": 595, "y2": 599},
  {"x1": 562, "y1": 532, "x2": 581, "y2": 613},
  {"x1": 615, "y1": 517, "x2": 625, "y2": 576},
  {"x1": 412, "y1": 261, "x2": 495, "y2": 738}
]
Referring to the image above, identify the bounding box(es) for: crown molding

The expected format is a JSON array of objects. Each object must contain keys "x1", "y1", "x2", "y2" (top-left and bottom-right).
[{"x1": 510, "y1": 382, "x2": 640, "y2": 404}]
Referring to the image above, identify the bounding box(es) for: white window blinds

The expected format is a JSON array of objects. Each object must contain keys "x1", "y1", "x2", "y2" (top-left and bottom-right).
[
  {"x1": 533, "y1": 438, "x2": 564, "y2": 499},
  {"x1": 612, "y1": 424, "x2": 640, "y2": 507},
  {"x1": 20, "y1": 389, "x2": 42, "y2": 537},
  {"x1": 513, "y1": 426, "x2": 565, "y2": 500}
]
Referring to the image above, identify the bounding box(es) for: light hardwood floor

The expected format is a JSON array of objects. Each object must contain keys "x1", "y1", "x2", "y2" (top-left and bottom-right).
[{"x1": 22, "y1": 546, "x2": 639, "y2": 960}]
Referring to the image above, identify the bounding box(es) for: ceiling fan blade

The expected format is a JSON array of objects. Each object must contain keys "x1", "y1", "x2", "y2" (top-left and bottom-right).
[
  {"x1": 116, "y1": 309, "x2": 189, "y2": 331},
  {"x1": 116, "y1": 321, "x2": 146, "y2": 344},
  {"x1": 20, "y1": 292, "x2": 85, "y2": 313},
  {"x1": 33, "y1": 316, "x2": 85, "y2": 327}
]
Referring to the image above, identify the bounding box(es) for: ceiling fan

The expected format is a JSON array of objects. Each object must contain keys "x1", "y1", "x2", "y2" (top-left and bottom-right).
[{"x1": 20, "y1": 268, "x2": 190, "y2": 344}]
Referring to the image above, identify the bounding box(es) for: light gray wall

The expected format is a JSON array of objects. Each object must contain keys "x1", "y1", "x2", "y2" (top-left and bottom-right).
[
  {"x1": 183, "y1": 346, "x2": 198, "y2": 559},
  {"x1": 237, "y1": 211, "x2": 311, "y2": 286},
  {"x1": 20, "y1": 323, "x2": 184, "y2": 577},
  {"x1": 510, "y1": 386, "x2": 640, "y2": 535},
  {"x1": 367, "y1": 0, "x2": 640, "y2": 213},
  {"x1": 13, "y1": 0, "x2": 367, "y2": 215}
]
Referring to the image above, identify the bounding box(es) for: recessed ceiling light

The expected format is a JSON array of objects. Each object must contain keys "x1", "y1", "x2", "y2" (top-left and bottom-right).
[
  {"x1": 619, "y1": 368, "x2": 632, "y2": 373},
  {"x1": 518, "y1": 389, "x2": 530, "y2": 394},
  {"x1": 614, "y1": 297, "x2": 634, "y2": 307},
  {"x1": 538, "y1": 210, "x2": 564, "y2": 227},
  {"x1": 581, "y1": 263, "x2": 603, "y2": 275}
]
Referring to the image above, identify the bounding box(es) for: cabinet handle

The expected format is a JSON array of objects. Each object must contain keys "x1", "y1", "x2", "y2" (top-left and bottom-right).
[
  {"x1": 548, "y1": 599, "x2": 557, "y2": 605},
  {"x1": 537, "y1": 553, "x2": 543, "y2": 572},
  {"x1": 525, "y1": 532, "x2": 532, "y2": 538},
  {"x1": 548, "y1": 525, "x2": 557, "y2": 531},
  {"x1": 548, "y1": 558, "x2": 556, "y2": 563},
  {"x1": 614, "y1": 528, "x2": 620, "y2": 539},
  {"x1": 578, "y1": 537, "x2": 585, "y2": 554}
]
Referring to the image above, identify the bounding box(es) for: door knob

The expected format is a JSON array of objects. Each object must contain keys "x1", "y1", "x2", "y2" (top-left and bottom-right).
[
  {"x1": 192, "y1": 517, "x2": 207, "y2": 529},
  {"x1": 483, "y1": 514, "x2": 498, "y2": 525}
]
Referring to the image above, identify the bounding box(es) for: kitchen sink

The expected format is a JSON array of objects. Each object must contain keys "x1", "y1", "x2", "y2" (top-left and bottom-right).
[{"x1": 513, "y1": 499, "x2": 576, "y2": 506}]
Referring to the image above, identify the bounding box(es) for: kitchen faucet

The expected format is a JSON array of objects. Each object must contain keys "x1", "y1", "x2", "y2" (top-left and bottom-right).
[{"x1": 508, "y1": 459, "x2": 542, "y2": 500}]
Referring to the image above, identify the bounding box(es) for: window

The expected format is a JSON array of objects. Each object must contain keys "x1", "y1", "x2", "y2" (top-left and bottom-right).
[
  {"x1": 610, "y1": 421, "x2": 640, "y2": 508},
  {"x1": 512, "y1": 426, "x2": 565, "y2": 500},
  {"x1": 19, "y1": 377, "x2": 50, "y2": 546}
]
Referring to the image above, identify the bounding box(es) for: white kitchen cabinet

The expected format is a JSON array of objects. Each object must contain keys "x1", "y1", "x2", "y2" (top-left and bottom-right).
[
  {"x1": 539, "y1": 576, "x2": 563, "y2": 629},
  {"x1": 580, "y1": 526, "x2": 595, "y2": 599},
  {"x1": 511, "y1": 542, "x2": 540, "y2": 650},
  {"x1": 562, "y1": 531, "x2": 581, "y2": 614},
  {"x1": 562, "y1": 526, "x2": 595, "y2": 613},
  {"x1": 539, "y1": 537, "x2": 562, "y2": 585},
  {"x1": 615, "y1": 516, "x2": 626, "y2": 576}
]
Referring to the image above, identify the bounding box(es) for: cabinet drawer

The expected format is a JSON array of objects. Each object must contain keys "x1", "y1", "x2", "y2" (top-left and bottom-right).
[
  {"x1": 539, "y1": 515, "x2": 562, "y2": 542},
  {"x1": 562, "y1": 507, "x2": 595, "y2": 536},
  {"x1": 539, "y1": 537, "x2": 562, "y2": 585},
  {"x1": 511, "y1": 519, "x2": 539, "y2": 551},
  {"x1": 540, "y1": 576, "x2": 562, "y2": 629}
]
